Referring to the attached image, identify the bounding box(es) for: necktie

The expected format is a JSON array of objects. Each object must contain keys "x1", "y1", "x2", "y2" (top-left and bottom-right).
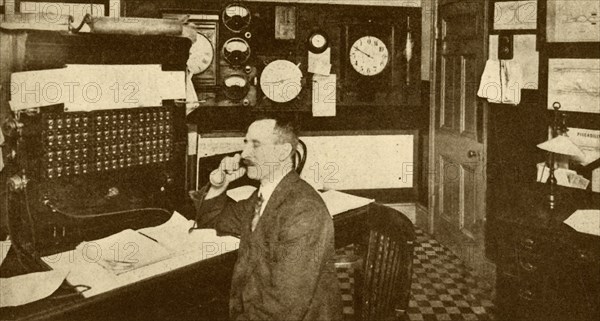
[{"x1": 251, "y1": 194, "x2": 264, "y2": 232}]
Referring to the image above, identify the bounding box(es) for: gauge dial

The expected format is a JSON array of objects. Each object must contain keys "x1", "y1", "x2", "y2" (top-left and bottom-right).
[
  {"x1": 222, "y1": 3, "x2": 251, "y2": 32},
  {"x1": 222, "y1": 37, "x2": 251, "y2": 66},
  {"x1": 223, "y1": 75, "x2": 249, "y2": 100},
  {"x1": 349, "y1": 35, "x2": 389, "y2": 76},
  {"x1": 260, "y1": 60, "x2": 302, "y2": 103},
  {"x1": 187, "y1": 33, "x2": 214, "y2": 75}
]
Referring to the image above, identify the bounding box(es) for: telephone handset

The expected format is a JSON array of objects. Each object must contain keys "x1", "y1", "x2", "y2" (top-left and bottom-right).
[
  {"x1": 209, "y1": 156, "x2": 246, "y2": 187},
  {"x1": 189, "y1": 156, "x2": 245, "y2": 233}
]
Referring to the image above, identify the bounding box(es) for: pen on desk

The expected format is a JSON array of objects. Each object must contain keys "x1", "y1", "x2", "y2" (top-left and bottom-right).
[
  {"x1": 108, "y1": 259, "x2": 137, "y2": 264},
  {"x1": 138, "y1": 231, "x2": 159, "y2": 243}
]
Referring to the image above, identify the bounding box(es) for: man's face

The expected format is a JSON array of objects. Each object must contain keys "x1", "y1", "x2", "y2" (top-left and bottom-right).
[{"x1": 241, "y1": 120, "x2": 290, "y2": 181}]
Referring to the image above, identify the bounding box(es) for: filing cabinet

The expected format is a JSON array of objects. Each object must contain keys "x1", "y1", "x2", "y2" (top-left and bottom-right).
[{"x1": 491, "y1": 217, "x2": 599, "y2": 321}]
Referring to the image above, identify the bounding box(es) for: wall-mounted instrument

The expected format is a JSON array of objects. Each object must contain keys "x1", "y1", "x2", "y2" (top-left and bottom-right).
[
  {"x1": 259, "y1": 59, "x2": 303, "y2": 104},
  {"x1": 143, "y1": 0, "x2": 422, "y2": 110},
  {"x1": 163, "y1": 4, "x2": 258, "y2": 108},
  {"x1": 4, "y1": 32, "x2": 190, "y2": 263}
]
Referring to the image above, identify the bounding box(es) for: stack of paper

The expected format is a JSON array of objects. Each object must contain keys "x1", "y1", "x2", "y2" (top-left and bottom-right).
[
  {"x1": 43, "y1": 212, "x2": 239, "y2": 298},
  {"x1": 0, "y1": 270, "x2": 69, "y2": 307},
  {"x1": 319, "y1": 190, "x2": 374, "y2": 216},
  {"x1": 77, "y1": 229, "x2": 173, "y2": 275},
  {"x1": 137, "y1": 212, "x2": 238, "y2": 254},
  {"x1": 564, "y1": 209, "x2": 600, "y2": 236}
]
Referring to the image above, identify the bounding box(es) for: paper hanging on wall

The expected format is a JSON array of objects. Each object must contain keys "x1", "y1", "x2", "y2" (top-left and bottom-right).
[
  {"x1": 312, "y1": 73, "x2": 336, "y2": 117},
  {"x1": 493, "y1": 1, "x2": 537, "y2": 30},
  {"x1": 548, "y1": 59, "x2": 600, "y2": 114},
  {"x1": 477, "y1": 59, "x2": 523, "y2": 105},
  {"x1": 489, "y1": 34, "x2": 538, "y2": 90},
  {"x1": 10, "y1": 65, "x2": 186, "y2": 111},
  {"x1": 308, "y1": 48, "x2": 331, "y2": 75},
  {"x1": 567, "y1": 128, "x2": 600, "y2": 166},
  {"x1": 20, "y1": 1, "x2": 106, "y2": 33},
  {"x1": 547, "y1": 0, "x2": 600, "y2": 42}
]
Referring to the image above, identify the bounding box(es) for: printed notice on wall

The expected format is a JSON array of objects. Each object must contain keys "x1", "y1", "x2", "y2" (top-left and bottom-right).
[
  {"x1": 568, "y1": 127, "x2": 600, "y2": 166},
  {"x1": 312, "y1": 74, "x2": 336, "y2": 117},
  {"x1": 489, "y1": 34, "x2": 538, "y2": 89},
  {"x1": 548, "y1": 59, "x2": 600, "y2": 114}
]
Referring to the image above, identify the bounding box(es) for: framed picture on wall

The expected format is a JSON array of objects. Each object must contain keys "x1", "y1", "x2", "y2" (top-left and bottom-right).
[
  {"x1": 546, "y1": 0, "x2": 600, "y2": 42},
  {"x1": 492, "y1": 0, "x2": 537, "y2": 32},
  {"x1": 547, "y1": 58, "x2": 600, "y2": 114}
]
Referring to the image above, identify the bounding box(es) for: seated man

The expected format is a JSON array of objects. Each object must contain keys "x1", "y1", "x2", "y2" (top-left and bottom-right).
[{"x1": 190, "y1": 118, "x2": 342, "y2": 321}]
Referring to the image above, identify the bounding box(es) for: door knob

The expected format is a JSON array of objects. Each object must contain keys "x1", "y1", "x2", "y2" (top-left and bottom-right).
[{"x1": 467, "y1": 150, "x2": 479, "y2": 158}]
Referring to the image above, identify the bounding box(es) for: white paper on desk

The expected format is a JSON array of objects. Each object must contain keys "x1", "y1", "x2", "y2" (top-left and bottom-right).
[
  {"x1": 138, "y1": 212, "x2": 196, "y2": 252},
  {"x1": 43, "y1": 227, "x2": 239, "y2": 298},
  {"x1": 536, "y1": 162, "x2": 576, "y2": 186},
  {"x1": 0, "y1": 238, "x2": 11, "y2": 266},
  {"x1": 319, "y1": 190, "x2": 374, "y2": 216},
  {"x1": 312, "y1": 74, "x2": 336, "y2": 117},
  {"x1": 227, "y1": 185, "x2": 257, "y2": 202},
  {"x1": 308, "y1": 48, "x2": 331, "y2": 75},
  {"x1": 564, "y1": 209, "x2": 600, "y2": 236},
  {"x1": 78, "y1": 229, "x2": 173, "y2": 275},
  {"x1": 0, "y1": 269, "x2": 68, "y2": 307},
  {"x1": 138, "y1": 212, "x2": 239, "y2": 255}
]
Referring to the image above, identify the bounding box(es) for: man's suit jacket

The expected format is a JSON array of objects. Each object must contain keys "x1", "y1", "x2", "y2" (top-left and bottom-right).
[{"x1": 194, "y1": 170, "x2": 342, "y2": 321}]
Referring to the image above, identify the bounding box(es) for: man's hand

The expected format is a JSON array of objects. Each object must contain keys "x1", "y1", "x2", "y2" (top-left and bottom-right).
[{"x1": 210, "y1": 153, "x2": 247, "y2": 188}]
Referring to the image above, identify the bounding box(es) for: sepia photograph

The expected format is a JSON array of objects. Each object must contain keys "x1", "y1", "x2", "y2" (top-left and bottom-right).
[{"x1": 0, "y1": 0, "x2": 598, "y2": 320}]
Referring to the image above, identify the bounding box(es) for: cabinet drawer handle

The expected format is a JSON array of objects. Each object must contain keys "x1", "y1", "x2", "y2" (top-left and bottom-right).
[
  {"x1": 519, "y1": 260, "x2": 537, "y2": 272},
  {"x1": 520, "y1": 238, "x2": 535, "y2": 250},
  {"x1": 518, "y1": 289, "x2": 534, "y2": 301}
]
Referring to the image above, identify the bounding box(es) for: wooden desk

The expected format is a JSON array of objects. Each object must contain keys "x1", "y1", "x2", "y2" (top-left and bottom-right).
[
  {"x1": 1, "y1": 203, "x2": 412, "y2": 321},
  {"x1": 486, "y1": 183, "x2": 600, "y2": 321}
]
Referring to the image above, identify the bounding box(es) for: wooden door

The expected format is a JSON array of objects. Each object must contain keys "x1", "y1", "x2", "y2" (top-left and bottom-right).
[{"x1": 433, "y1": 0, "x2": 494, "y2": 281}]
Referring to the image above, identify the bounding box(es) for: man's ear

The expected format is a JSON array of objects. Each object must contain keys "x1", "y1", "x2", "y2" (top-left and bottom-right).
[{"x1": 278, "y1": 143, "x2": 293, "y2": 161}]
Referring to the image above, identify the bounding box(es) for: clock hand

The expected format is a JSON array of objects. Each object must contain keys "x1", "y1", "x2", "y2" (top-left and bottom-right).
[
  {"x1": 270, "y1": 78, "x2": 296, "y2": 84},
  {"x1": 352, "y1": 46, "x2": 373, "y2": 59}
]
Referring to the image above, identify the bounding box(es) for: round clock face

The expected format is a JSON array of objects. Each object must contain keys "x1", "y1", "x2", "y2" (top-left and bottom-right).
[
  {"x1": 187, "y1": 33, "x2": 214, "y2": 75},
  {"x1": 307, "y1": 31, "x2": 329, "y2": 54},
  {"x1": 349, "y1": 36, "x2": 389, "y2": 76},
  {"x1": 260, "y1": 60, "x2": 302, "y2": 103}
]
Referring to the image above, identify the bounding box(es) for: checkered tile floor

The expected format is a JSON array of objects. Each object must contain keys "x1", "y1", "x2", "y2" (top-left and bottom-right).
[{"x1": 335, "y1": 228, "x2": 495, "y2": 321}]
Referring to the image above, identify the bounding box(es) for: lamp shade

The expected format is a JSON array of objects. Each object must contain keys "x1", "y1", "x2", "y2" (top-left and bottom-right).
[{"x1": 537, "y1": 135, "x2": 585, "y2": 161}]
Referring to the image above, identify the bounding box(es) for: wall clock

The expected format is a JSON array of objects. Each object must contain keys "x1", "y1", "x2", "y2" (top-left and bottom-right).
[
  {"x1": 260, "y1": 60, "x2": 302, "y2": 103},
  {"x1": 349, "y1": 35, "x2": 389, "y2": 76},
  {"x1": 343, "y1": 24, "x2": 396, "y2": 99},
  {"x1": 307, "y1": 30, "x2": 329, "y2": 54}
]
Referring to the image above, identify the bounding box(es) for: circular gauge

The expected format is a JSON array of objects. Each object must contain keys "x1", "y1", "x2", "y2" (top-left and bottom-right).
[
  {"x1": 260, "y1": 60, "x2": 302, "y2": 103},
  {"x1": 307, "y1": 31, "x2": 329, "y2": 54},
  {"x1": 187, "y1": 33, "x2": 214, "y2": 75},
  {"x1": 222, "y1": 37, "x2": 251, "y2": 66},
  {"x1": 349, "y1": 35, "x2": 389, "y2": 76},
  {"x1": 223, "y1": 75, "x2": 249, "y2": 100},
  {"x1": 222, "y1": 3, "x2": 251, "y2": 32}
]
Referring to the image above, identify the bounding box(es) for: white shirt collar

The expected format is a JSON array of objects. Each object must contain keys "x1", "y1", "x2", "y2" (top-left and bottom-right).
[{"x1": 258, "y1": 173, "x2": 286, "y2": 203}]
